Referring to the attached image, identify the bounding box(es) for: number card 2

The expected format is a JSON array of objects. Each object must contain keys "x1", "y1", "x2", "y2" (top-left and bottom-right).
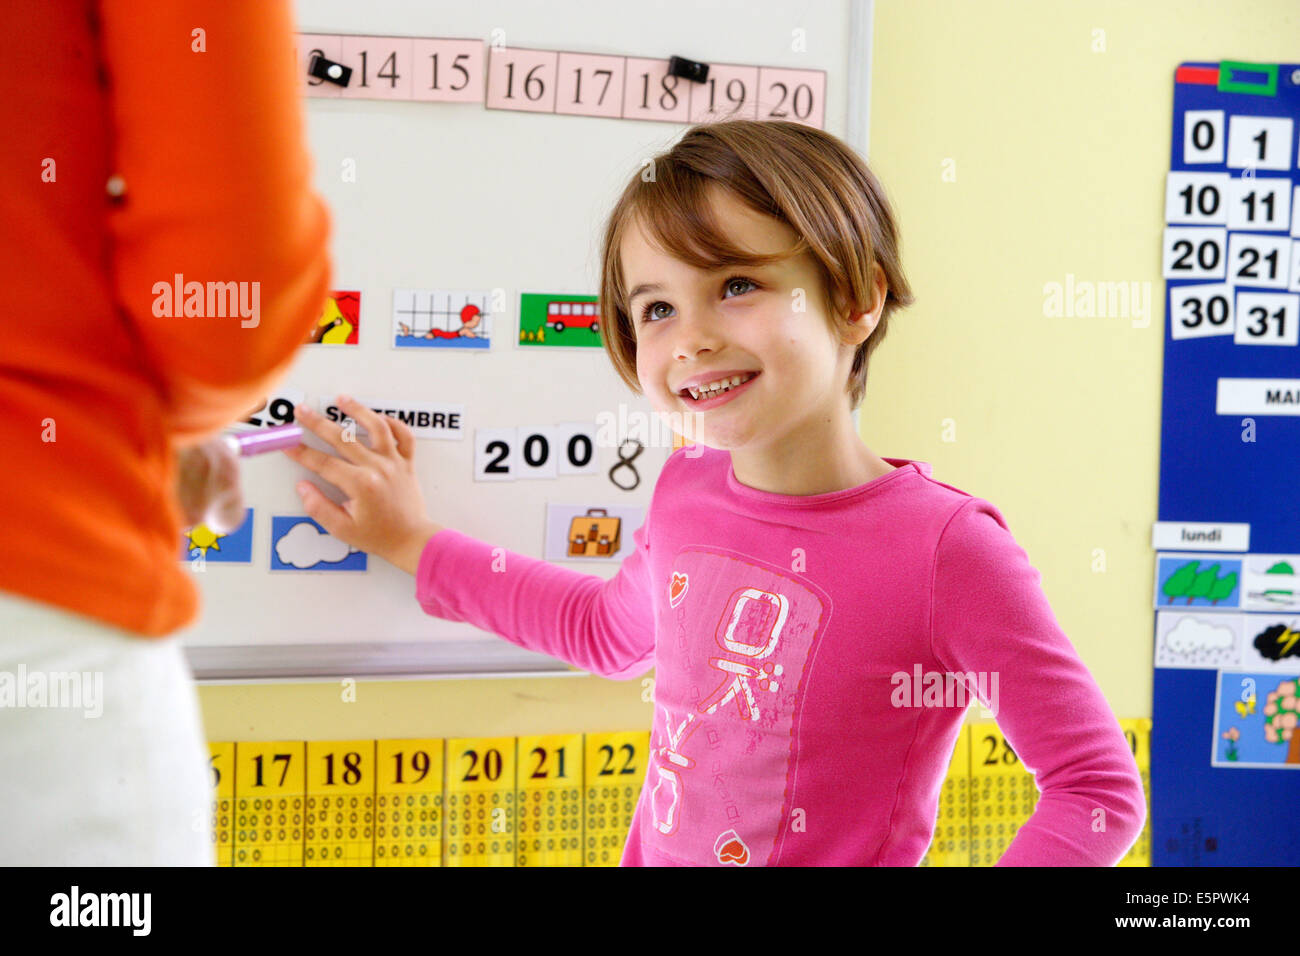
[{"x1": 376, "y1": 739, "x2": 444, "y2": 867}]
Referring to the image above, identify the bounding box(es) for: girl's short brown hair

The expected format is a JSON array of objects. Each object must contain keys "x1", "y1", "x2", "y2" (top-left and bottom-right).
[{"x1": 598, "y1": 119, "x2": 914, "y2": 410}]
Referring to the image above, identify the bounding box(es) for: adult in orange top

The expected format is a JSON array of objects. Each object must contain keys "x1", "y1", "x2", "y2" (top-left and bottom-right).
[{"x1": 0, "y1": 1, "x2": 331, "y2": 864}]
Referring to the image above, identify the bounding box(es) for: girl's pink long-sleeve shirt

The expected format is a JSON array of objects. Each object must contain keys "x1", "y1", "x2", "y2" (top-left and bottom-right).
[{"x1": 415, "y1": 445, "x2": 1146, "y2": 866}]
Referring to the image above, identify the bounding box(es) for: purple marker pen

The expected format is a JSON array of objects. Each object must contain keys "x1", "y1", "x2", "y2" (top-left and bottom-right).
[{"x1": 222, "y1": 423, "x2": 304, "y2": 457}]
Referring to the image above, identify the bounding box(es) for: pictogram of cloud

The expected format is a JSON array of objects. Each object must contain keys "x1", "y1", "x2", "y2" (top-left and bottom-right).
[{"x1": 275, "y1": 521, "x2": 357, "y2": 568}]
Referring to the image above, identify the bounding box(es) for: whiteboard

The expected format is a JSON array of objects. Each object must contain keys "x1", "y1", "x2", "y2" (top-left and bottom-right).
[{"x1": 182, "y1": 0, "x2": 863, "y2": 682}]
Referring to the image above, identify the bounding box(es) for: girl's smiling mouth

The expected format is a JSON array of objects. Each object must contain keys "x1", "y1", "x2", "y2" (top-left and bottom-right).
[{"x1": 678, "y1": 371, "x2": 760, "y2": 408}]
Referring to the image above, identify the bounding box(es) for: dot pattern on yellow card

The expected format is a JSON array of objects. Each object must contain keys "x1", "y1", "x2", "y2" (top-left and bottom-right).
[
  {"x1": 515, "y1": 734, "x2": 584, "y2": 867},
  {"x1": 375, "y1": 739, "x2": 444, "y2": 867},
  {"x1": 445, "y1": 736, "x2": 517, "y2": 866},
  {"x1": 305, "y1": 741, "x2": 375, "y2": 866},
  {"x1": 1118, "y1": 718, "x2": 1152, "y2": 867},
  {"x1": 919, "y1": 725, "x2": 971, "y2": 867},
  {"x1": 584, "y1": 730, "x2": 649, "y2": 866},
  {"x1": 234, "y1": 741, "x2": 306, "y2": 867},
  {"x1": 969, "y1": 724, "x2": 1039, "y2": 866},
  {"x1": 208, "y1": 742, "x2": 235, "y2": 867}
]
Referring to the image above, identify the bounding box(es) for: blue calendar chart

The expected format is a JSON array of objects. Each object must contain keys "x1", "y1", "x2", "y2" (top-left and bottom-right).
[{"x1": 1154, "y1": 61, "x2": 1300, "y2": 866}]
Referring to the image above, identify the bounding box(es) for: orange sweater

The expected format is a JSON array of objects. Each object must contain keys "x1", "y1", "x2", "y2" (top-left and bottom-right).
[{"x1": 0, "y1": 2, "x2": 331, "y2": 637}]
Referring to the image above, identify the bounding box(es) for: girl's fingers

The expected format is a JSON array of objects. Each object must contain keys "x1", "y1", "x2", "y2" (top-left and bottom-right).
[
  {"x1": 282, "y1": 443, "x2": 363, "y2": 498},
  {"x1": 296, "y1": 479, "x2": 354, "y2": 541},
  {"x1": 336, "y1": 397, "x2": 396, "y2": 458},
  {"x1": 387, "y1": 415, "x2": 417, "y2": 460},
  {"x1": 294, "y1": 402, "x2": 383, "y2": 469}
]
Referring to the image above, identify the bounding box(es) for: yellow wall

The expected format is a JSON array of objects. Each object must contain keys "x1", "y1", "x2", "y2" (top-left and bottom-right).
[
  {"x1": 199, "y1": 0, "x2": 1296, "y2": 740},
  {"x1": 864, "y1": 0, "x2": 1297, "y2": 720}
]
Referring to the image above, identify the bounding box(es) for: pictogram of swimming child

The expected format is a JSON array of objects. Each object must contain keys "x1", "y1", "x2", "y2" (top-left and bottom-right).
[{"x1": 399, "y1": 303, "x2": 483, "y2": 339}]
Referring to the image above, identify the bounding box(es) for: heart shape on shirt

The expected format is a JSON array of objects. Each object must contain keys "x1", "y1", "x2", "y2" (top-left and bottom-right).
[
  {"x1": 714, "y1": 829, "x2": 750, "y2": 866},
  {"x1": 668, "y1": 571, "x2": 689, "y2": 608}
]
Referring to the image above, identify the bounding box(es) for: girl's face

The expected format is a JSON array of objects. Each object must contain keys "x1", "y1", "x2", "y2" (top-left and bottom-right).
[{"x1": 624, "y1": 186, "x2": 872, "y2": 453}]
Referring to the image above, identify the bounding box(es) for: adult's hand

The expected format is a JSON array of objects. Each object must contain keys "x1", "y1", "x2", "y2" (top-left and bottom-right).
[{"x1": 176, "y1": 437, "x2": 245, "y2": 533}]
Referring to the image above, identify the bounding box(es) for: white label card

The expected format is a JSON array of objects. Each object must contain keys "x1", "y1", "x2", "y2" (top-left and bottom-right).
[
  {"x1": 1226, "y1": 115, "x2": 1294, "y2": 171},
  {"x1": 1163, "y1": 227, "x2": 1227, "y2": 280},
  {"x1": 1170, "y1": 282, "x2": 1233, "y2": 339},
  {"x1": 1233, "y1": 292, "x2": 1300, "y2": 346},
  {"x1": 1227, "y1": 233, "x2": 1293, "y2": 290},
  {"x1": 1182, "y1": 110, "x2": 1225, "y2": 164}
]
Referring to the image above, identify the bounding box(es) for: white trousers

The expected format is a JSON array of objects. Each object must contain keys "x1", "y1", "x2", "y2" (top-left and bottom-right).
[{"x1": 0, "y1": 589, "x2": 214, "y2": 865}]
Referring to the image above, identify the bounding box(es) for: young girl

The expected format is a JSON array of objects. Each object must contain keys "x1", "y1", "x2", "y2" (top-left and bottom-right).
[{"x1": 284, "y1": 119, "x2": 1146, "y2": 867}]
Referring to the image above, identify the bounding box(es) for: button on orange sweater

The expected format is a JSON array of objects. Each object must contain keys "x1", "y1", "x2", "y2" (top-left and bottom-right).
[{"x1": 0, "y1": 1, "x2": 331, "y2": 637}]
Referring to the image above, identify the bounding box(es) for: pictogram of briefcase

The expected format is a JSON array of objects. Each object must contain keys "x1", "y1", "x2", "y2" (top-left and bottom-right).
[{"x1": 566, "y1": 508, "x2": 622, "y2": 557}]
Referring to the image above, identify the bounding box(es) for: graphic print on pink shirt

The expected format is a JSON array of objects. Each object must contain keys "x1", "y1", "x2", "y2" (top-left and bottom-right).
[{"x1": 646, "y1": 546, "x2": 830, "y2": 865}]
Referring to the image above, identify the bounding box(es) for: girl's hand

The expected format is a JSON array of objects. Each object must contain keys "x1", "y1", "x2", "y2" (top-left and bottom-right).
[
  {"x1": 176, "y1": 436, "x2": 245, "y2": 533},
  {"x1": 283, "y1": 396, "x2": 442, "y2": 574}
]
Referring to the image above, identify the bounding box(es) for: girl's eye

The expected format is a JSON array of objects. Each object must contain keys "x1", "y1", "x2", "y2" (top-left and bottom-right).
[
  {"x1": 638, "y1": 276, "x2": 758, "y2": 324},
  {"x1": 724, "y1": 277, "x2": 757, "y2": 298}
]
